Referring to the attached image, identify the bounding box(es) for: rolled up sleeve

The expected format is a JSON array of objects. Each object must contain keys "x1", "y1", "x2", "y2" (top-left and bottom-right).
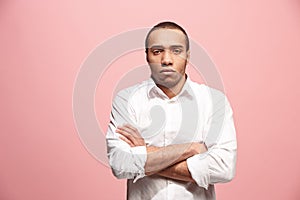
[
  {"x1": 187, "y1": 94, "x2": 237, "y2": 189},
  {"x1": 106, "y1": 90, "x2": 147, "y2": 182}
]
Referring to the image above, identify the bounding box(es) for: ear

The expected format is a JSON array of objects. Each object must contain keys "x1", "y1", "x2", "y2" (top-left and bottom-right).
[{"x1": 186, "y1": 50, "x2": 190, "y2": 62}]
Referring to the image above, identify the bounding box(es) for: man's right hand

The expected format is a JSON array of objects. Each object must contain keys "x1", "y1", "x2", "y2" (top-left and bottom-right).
[
  {"x1": 116, "y1": 124, "x2": 146, "y2": 147},
  {"x1": 116, "y1": 124, "x2": 208, "y2": 176}
]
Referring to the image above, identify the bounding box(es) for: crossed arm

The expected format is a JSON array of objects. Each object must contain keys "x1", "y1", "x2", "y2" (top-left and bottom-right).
[{"x1": 116, "y1": 124, "x2": 207, "y2": 182}]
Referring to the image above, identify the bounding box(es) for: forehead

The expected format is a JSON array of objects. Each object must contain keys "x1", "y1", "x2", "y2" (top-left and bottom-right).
[{"x1": 147, "y1": 28, "x2": 186, "y2": 48}]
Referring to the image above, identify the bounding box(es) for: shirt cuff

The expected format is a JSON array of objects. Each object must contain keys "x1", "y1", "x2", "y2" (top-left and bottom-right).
[
  {"x1": 186, "y1": 152, "x2": 210, "y2": 189},
  {"x1": 130, "y1": 146, "x2": 147, "y2": 183}
]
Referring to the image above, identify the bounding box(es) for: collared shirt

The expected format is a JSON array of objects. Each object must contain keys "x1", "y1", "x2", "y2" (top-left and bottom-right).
[{"x1": 106, "y1": 76, "x2": 237, "y2": 200}]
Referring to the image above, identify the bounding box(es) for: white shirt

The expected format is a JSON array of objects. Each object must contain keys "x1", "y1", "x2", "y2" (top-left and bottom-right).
[{"x1": 106, "y1": 76, "x2": 237, "y2": 200}]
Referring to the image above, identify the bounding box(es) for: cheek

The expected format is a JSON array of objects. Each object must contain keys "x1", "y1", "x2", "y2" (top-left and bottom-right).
[
  {"x1": 175, "y1": 59, "x2": 187, "y2": 71},
  {"x1": 149, "y1": 63, "x2": 160, "y2": 73},
  {"x1": 147, "y1": 56, "x2": 161, "y2": 64},
  {"x1": 148, "y1": 55, "x2": 161, "y2": 67}
]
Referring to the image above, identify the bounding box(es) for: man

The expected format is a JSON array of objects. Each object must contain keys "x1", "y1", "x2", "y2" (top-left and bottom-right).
[{"x1": 106, "y1": 21, "x2": 237, "y2": 200}]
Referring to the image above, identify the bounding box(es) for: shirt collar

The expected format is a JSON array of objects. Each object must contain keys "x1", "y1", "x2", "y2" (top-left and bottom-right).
[{"x1": 147, "y1": 74, "x2": 194, "y2": 100}]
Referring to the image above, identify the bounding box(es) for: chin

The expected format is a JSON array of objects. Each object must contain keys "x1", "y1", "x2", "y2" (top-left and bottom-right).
[
  {"x1": 159, "y1": 80, "x2": 179, "y2": 89},
  {"x1": 152, "y1": 75, "x2": 182, "y2": 88}
]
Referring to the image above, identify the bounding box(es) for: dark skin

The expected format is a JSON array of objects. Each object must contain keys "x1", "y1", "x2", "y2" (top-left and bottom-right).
[
  {"x1": 116, "y1": 28, "x2": 208, "y2": 182},
  {"x1": 116, "y1": 124, "x2": 207, "y2": 182}
]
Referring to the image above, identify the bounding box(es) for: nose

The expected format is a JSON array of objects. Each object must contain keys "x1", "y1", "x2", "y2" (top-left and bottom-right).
[{"x1": 161, "y1": 50, "x2": 173, "y2": 66}]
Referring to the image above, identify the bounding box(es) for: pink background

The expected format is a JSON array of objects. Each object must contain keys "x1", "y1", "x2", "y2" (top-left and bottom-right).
[{"x1": 1, "y1": 0, "x2": 300, "y2": 199}]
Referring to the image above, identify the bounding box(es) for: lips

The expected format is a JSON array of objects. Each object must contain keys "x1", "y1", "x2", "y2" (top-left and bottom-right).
[{"x1": 160, "y1": 69, "x2": 176, "y2": 73}]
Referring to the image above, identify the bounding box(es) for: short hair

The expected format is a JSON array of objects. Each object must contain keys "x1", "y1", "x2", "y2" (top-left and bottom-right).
[{"x1": 145, "y1": 21, "x2": 190, "y2": 52}]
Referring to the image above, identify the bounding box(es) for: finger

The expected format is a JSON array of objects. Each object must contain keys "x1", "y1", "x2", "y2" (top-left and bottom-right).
[
  {"x1": 117, "y1": 125, "x2": 134, "y2": 133},
  {"x1": 117, "y1": 125, "x2": 140, "y2": 138},
  {"x1": 116, "y1": 128, "x2": 133, "y2": 138},
  {"x1": 123, "y1": 124, "x2": 139, "y2": 133},
  {"x1": 119, "y1": 135, "x2": 134, "y2": 147},
  {"x1": 122, "y1": 124, "x2": 141, "y2": 137},
  {"x1": 116, "y1": 128, "x2": 135, "y2": 143},
  {"x1": 116, "y1": 128, "x2": 145, "y2": 146},
  {"x1": 117, "y1": 125, "x2": 145, "y2": 145}
]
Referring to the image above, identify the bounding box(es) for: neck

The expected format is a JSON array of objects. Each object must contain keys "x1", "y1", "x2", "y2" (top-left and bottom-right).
[{"x1": 157, "y1": 75, "x2": 186, "y2": 99}]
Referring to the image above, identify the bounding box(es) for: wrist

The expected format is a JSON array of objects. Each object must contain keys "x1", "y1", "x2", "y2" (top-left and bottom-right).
[
  {"x1": 188, "y1": 142, "x2": 207, "y2": 156},
  {"x1": 146, "y1": 145, "x2": 160, "y2": 153}
]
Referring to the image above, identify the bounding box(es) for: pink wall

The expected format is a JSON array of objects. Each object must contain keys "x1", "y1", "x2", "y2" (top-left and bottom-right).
[{"x1": 1, "y1": 0, "x2": 300, "y2": 199}]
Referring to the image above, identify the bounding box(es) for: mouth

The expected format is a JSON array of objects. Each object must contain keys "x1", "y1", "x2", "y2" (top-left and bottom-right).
[{"x1": 160, "y1": 69, "x2": 176, "y2": 73}]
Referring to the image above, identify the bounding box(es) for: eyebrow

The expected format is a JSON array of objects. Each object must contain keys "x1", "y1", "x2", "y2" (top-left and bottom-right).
[{"x1": 149, "y1": 45, "x2": 184, "y2": 49}]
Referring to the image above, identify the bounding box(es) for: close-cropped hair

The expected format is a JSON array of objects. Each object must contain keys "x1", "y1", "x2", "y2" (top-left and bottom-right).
[{"x1": 145, "y1": 21, "x2": 190, "y2": 52}]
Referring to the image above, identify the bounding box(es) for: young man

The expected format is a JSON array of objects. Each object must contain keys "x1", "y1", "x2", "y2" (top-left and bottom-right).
[{"x1": 106, "y1": 21, "x2": 237, "y2": 200}]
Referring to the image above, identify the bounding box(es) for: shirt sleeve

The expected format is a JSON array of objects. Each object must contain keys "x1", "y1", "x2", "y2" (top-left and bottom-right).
[
  {"x1": 106, "y1": 89, "x2": 147, "y2": 182},
  {"x1": 186, "y1": 93, "x2": 237, "y2": 189}
]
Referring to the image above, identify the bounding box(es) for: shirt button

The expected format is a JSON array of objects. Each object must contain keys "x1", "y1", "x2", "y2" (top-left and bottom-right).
[{"x1": 168, "y1": 100, "x2": 175, "y2": 104}]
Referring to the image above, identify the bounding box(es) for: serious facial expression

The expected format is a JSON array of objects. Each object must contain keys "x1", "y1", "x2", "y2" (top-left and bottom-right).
[{"x1": 146, "y1": 28, "x2": 190, "y2": 90}]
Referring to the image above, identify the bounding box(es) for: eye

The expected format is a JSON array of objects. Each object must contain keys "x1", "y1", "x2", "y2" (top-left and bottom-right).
[
  {"x1": 152, "y1": 49, "x2": 163, "y2": 55},
  {"x1": 172, "y1": 48, "x2": 183, "y2": 55}
]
